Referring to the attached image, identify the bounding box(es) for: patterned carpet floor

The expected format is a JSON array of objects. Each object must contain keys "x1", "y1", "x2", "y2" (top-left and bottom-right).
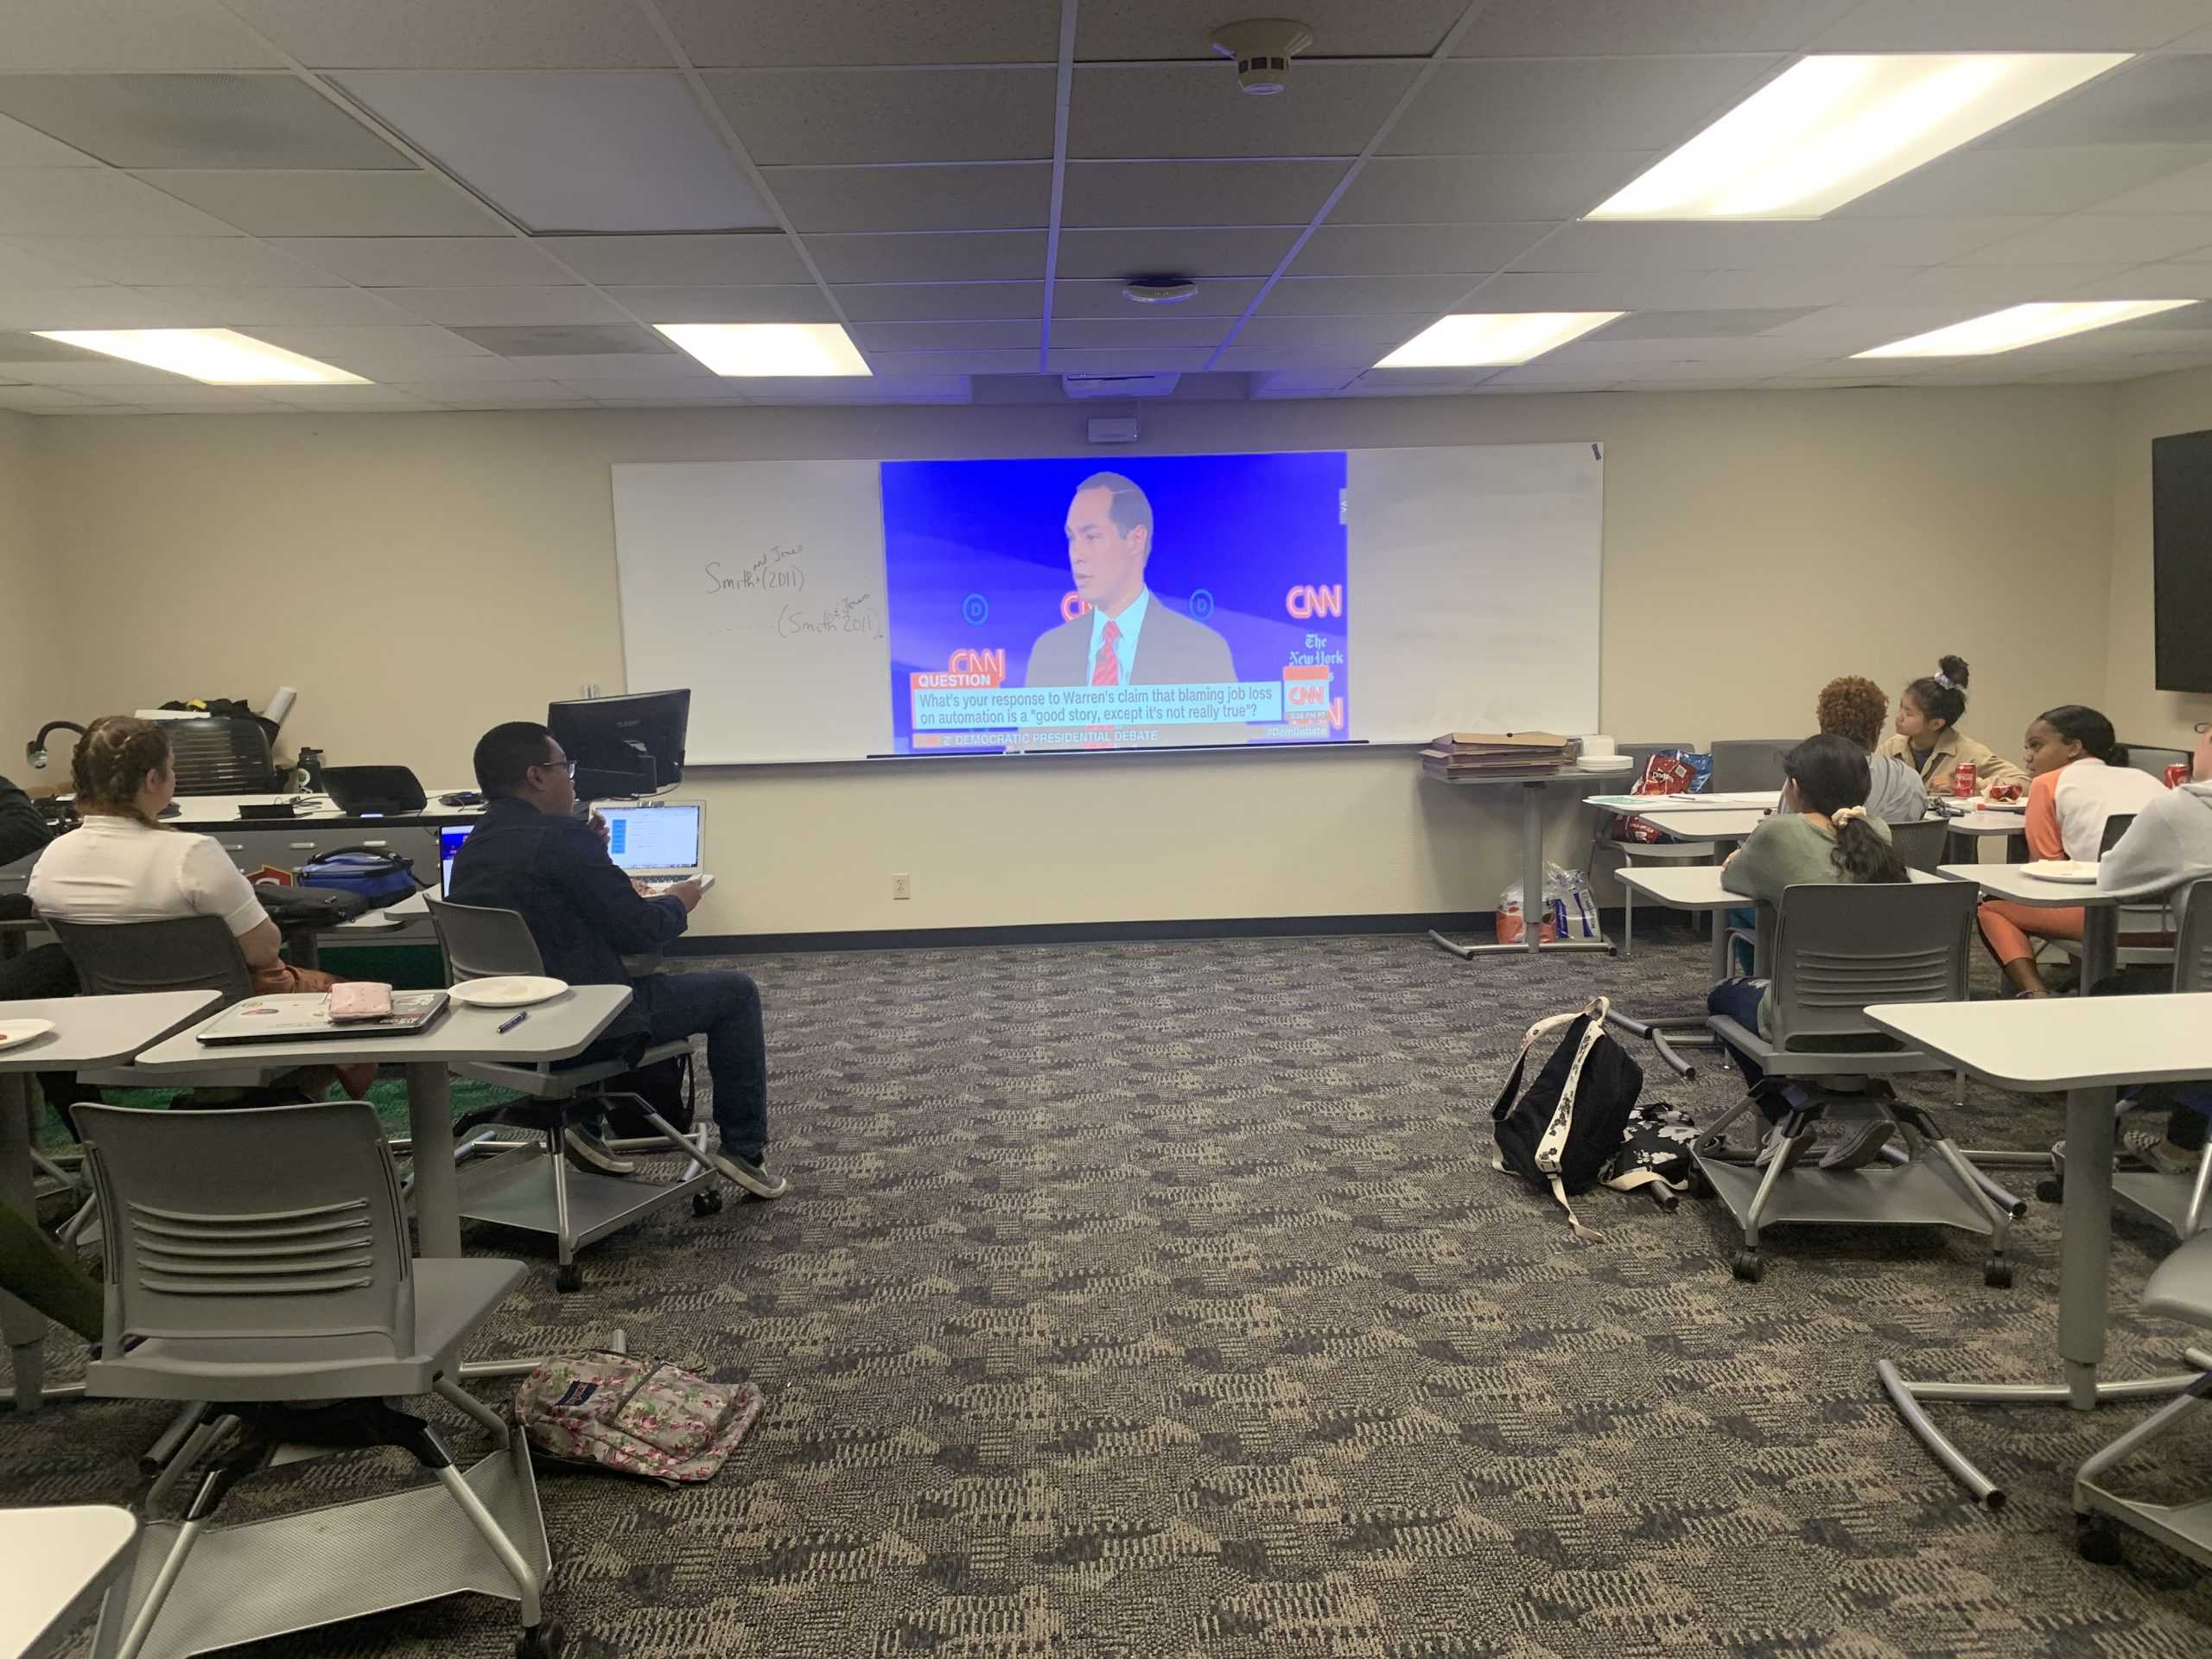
[{"x1": 8, "y1": 928, "x2": 2212, "y2": 1658}]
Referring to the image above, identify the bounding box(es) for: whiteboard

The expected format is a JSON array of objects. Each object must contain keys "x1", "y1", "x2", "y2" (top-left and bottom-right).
[
  {"x1": 612, "y1": 461, "x2": 892, "y2": 764},
  {"x1": 1348, "y1": 443, "x2": 1604, "y2": 742},
  {"x1": 610, "y1": 442, "x2": 1604, "y2": 763}
]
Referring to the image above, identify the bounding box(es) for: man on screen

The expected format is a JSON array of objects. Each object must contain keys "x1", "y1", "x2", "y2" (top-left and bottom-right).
[{"x1": 1023, "y1": 472, "x2": 1236, "y2": 689}]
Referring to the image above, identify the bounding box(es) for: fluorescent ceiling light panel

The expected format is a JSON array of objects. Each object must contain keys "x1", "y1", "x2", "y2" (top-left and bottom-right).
[
  {"x1": 654, "y1": 323, "x2": 872, "y2": 377},
  {"x1": 1854, "y1": 299, "x2": 2194, "y2": 357},
  {"x1": 1374, "y1": 312, "x2": 1623, "y2": 368},
  {"x1": 1588, "y1": 54, "x2": 2130, "y2": 220},
  {"x1": 33, "y1": 328, "x2": 367, "y2": 385}
]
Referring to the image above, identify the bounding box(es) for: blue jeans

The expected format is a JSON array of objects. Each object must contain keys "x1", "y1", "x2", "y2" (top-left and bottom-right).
[
  {"x1": 1707, "y1": 976, "x2": 1781, "y2": 1116},
  {"x1": 630, "y1": 971, "x2": 770, "y2": 1162}
]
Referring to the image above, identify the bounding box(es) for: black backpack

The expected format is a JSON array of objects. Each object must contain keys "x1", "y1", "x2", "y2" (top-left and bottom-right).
[{"x1": 1491, "y1": 995, "x2": 1644, "y2": 1239}]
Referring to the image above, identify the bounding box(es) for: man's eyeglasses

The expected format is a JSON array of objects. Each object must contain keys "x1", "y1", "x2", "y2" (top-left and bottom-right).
[{"x1": 533, "y1": 759, "x2": 576, "y2": 779}]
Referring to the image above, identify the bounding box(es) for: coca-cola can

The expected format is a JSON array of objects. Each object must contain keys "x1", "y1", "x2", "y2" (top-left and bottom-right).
[
  {"x1": 1954, "y1": 761, "x2": 1976, "y2": 798},
  {"x1": 2169, "y1": 763, "x2": 2192, "y2": 788}
]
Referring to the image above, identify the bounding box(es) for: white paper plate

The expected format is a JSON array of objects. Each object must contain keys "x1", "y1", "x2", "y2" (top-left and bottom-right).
[
  {"x1": 1581, "y1": 756, "x2": 1635, "y2": 772},
  {"x1": 0, "y1": 1018, "x2": 56, "y2": 1053},
  {"x1": 2023, "y1": 861, "x2": 2098, "y2": 884},
  {"x1": 448, "y1": 976, "x2": 568, "y2": 1009}
]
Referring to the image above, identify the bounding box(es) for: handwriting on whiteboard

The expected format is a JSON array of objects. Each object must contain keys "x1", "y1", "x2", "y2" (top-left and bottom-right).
[
  {"x1": 778, "y1": 594, "x2": 884, "y2": 641},
  {"x1": 703, "y1": 544, "x2": 806, "y2": 594}
]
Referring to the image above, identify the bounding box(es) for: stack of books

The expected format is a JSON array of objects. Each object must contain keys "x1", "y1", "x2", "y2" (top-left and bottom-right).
[{"x1": 1421, "y1": 732, "x2": 1577, "y2": 779}]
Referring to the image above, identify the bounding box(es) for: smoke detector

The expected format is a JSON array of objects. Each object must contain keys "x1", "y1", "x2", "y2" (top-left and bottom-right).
[
  {"x1": 1211, "y1": 18, "x2": 1313, "y2": 96},
  {"x1": 1122, "y1": 276, "x2": 1198, "y2": 304}
]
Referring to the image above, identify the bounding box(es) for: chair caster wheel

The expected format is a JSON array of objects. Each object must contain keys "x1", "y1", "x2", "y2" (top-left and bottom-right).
[
  {"x1": 2036, "y1": 1178, "x2": 2063, "y2": 1204},
  {"x1": 2076, "y1": 1516, "x2": 2123, "y2": 1566},
  {"x1": 692, "y1": 1188, "x2": 724, "y2": 1217},
  {"x1": 1731, "y1": 1249, "x2": 1764, "y2": 1283},
  {"x1": 555, "y1": 1263, "x2": 582, "y2": 1294},
  {"x1": 1984, "y1": 1257, "x2": 2014, "y2": 1289},
  {"x1": 517, "y1": 1618, "x2": 564, "y2": 1659}
]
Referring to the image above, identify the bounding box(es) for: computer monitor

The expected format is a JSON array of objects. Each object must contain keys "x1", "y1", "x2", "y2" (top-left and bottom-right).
[
  {"x1": 546, "y1": 689, "x2": 690, "y2": 800},
  {"x1": 598, "y1": 803, "x2": 702, "y2": 875},
  {"x1": 439, "y1": 824, "x2": 474, "y2": 895}
]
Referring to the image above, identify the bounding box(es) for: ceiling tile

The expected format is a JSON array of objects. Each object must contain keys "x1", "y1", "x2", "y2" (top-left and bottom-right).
[
  {"x1": 1587, "y1": 308, "x2": 1822, "y2": 340},
  {"x1": 1840, "y1": 143, "x2": 2212, "y2": 218},
  {"x1": 143, "y1": 169, "x2": 510, "y2": 235},
  {"x1": 807, "y1": 231, "x2": 1045, "y2": 283},
  {"x1": 3, "y1": 358, "x2": 197, "y2": 385},
  {"x1": 1517, "y1": 217, "x2": 2044, "y2": 271},
  {"x1": 602, "y1": 284, "x2": 836, "y2": 323},
  {"x1": 337, "y1": 72, "x2": 773, "y2": 233},
  {"x1": 2062, "y1": 263, "x2": 2212, "y2": 300},
  {"x1": 269, "y1": 235, "x2": 576, "y2": 286},
  {"x1": 378, "y1": 286, "x2": 631, "y2": 325},
  {"x1": 0, "y1": 330, "x2": 107, "y2": 361},
  {"x1": 505, "y1": 351, "x2": 704, "y2": 378},
  {"x1": 538, "y1": 232, "x2": 807, "y2": 286},
  {"x1": 849, "y1": 319, "x2": 1039, "y2": 352},
  {"x1": 762, "y1": 164, "x2": 1051, "y2": 232},
  {"x1": 0, "y1": 241, "x2": 112, "y2": 286},
  {"x1": 1384, "y1": 56, "x2": 1778, "y2": 156},
  {"x1": 0, "y1": 288, "x2": 217, "y2": 328},
  {"x1": 104, "y1": 384, "x2": 280, "y2": 408},
  {"x1": 0, "y1": 111, "x2": 96, "y2": 167},
  {"x1": 1452, "y1": 0, "x2": 1860, "y2": 56},
  {"x1": 1811, "y1": 2, "x2": 2212, "y2": 50},
  {"x1": 1046, "y1": 316, "x2": 1231, "y2": 349},
  {"x1": 245, "y1": 322, "x2": 489, "y2": 360},
  {"x1": 1986, "y1": 54, "x2": 2212, "y2": 149},
  {"x1": 1077, "y1": 0, "x2": 1468, "y2": 60},
  {"x1": 2093, "y1": 155, "x2": 2212, "y2": 213},
  {"x1": 0, "y1": 384, "x2": 111, "y2": 408},
  {"x1": 833, "y1": 283, "x2": 1042, "y2": 321},
  {"x1": 661, "y1": 0, "x2": 1058, "y2": 66},
  {"x1": 1053, "y1": 226, "x2": 1296, "y2": 279},
  {"x1": 707, "y1": 68, "x2": 1055, "y2": 165},
  {"x1": 1069, "y1": 62, "x2": 1419, "y2": 160},
  {"x1": 0, "y1": 73, "x2": 410, "y2": 170},
  {"x1": 1331, "y1": 153, "x2": 1652, "y2": 224},
  {"x1": 0, "y1": 168, "x2": 235, "y2": 235},
  {"x1": 742, "y1": 374, "x2": 969, "y2": 403},
  {"x1": 12, "y1": 235, "x2": 341, "y2": 286},
  {"x1": 1954, "y1": 213, "x2": 2212, "y2": 265},
  {"x1": 1758, "y1": 306, "x2": 1990, "y2": 347},
  {"x1": 1229, "y1": 315, "x2": 1430, "y2": 351},
  {"x1": 1221, "y1": 346, "x2": 1376, "y2": 371},
  {"x1": 0, "y1": 2, "x2": 285, "y2": 70},
  {"x1": 1052, "y1": 276, "x2": 1262, "y2": 316},
  {"x1": 1476, "y1": 362, "x2": 1625, "y2": 386},
  {"x1": 1258, "y1": 273, "x2": 1481, "y2": 314},
  {"x1": 1446, "y1": 269, "x2": 1752, "y2": 309},
  {"x1": 1289, "y1": 223, "x2": 1553, "y2": 276},
  {"x1": 125, "y1": 285, "x2": 421, "y2": 325},
  {"x1": 441, "y1": 322, "x2": 668, "y2": 357},
  {"x1": 262, "y1": 385, "x2": 464, "y2": 408},
  {"x1": 389, "y1": 378, "x2": 586, "y2": 404},
  {"x1": 219, "y1": 0, "x2": 671, "y2": 69},
  {"x1": 1046, "y1": 346, "x2": 1215, "y2": 372},
  {"x1": 1838, "y1": 264, "x2": 2138, "y2": 307},
  {"x1": 864, "y1": 349, "x2": 1038, "y2": 375},
  {"x1": 554, "y1": 377, "x2": 736, "y2": 401},
  {"x1": 1062, "y1": 160, "x2": 1346, "y2": 227},
  {"x1": 1248, "y1": 366, "x2": 1362, "y2": 396}
]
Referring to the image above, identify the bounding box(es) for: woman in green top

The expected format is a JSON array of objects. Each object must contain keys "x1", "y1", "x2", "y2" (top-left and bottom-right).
[{"x1": 1707, "y1": 734, "x2": 1910, "y2": 1134}]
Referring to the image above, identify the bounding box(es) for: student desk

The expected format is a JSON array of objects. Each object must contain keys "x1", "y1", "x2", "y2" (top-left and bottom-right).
[
  {"x1": 1426, "y1": 766, "x2": 1623, "y2": 960},
  {"x1": 1868, "y1": 994, "x2": 2212, "y2": 1507},
  {"x1": 0, "y1": 1503, "x2": 137, "y2": 1659},
  {"x1": 0, "y1": 992, "x2": 219, "y2": 1413},
  {"x1": 129, "y1": 987, "x2": 632, "y2": 1259},
  {"x1": 1936, "y1": 864, "x2": 2175, "y2": 990},
  {"x1": 1631, "y1": 808, "x2": 1767, "y2": 846}
]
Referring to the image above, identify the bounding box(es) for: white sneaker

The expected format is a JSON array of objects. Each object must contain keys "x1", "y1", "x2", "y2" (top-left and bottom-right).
[
  {"x1": 563, "y1": 1127, "x2": 637, "y2": 1177},
  {"x1": 711, "y1": 1151, "x2": 790, "y2": 1200}
]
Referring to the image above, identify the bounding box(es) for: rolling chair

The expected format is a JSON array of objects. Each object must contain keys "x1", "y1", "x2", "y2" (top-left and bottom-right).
[
  {"x1": 1584, "y1": 740, "x2": 1716, "y2": 957},
  {"x1": 1707, "y1": 737, "x2": 1795, "y2": 794},
  {"x1": 423, "y1": 896, "x2": 728, "y2": 1292},
  {"x1": 73, "y1": 1102, "x2": 558, "y2": 1659},
  {"x1": 1887, "y1": 816, "x2": 1949, "y2": 874},
  {"x1": 1694, "y1": 880, "x2": 2018, "y2": 1285},
  {"x1": 2123, "y1": 744, "x2": 2191, "y2": 780},
  {"x1": 163, "y1": 718, "x2": 279, "y2": 797}
]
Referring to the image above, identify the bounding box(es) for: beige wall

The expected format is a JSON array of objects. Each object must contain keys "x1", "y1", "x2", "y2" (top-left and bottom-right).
[
  {"x1": 0, "y1": 410, "x2": 48, "y2": 751},
  {"x1": 2107, "y1": 365, "x2": 2212, "y2": 753},
  {"x1": 22, "y1": 387, "x2": 2116, "y2": 936}
]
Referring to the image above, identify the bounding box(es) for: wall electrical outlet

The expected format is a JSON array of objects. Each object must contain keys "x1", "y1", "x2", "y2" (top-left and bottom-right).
[{"x1": 892, "y1": 872, "x2": 912, "y2": 900}]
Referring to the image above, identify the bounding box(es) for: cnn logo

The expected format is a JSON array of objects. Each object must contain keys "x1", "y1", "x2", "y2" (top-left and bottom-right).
[{"x1": 1285, "y1": 584, "x2": 1342, "y2": 620}]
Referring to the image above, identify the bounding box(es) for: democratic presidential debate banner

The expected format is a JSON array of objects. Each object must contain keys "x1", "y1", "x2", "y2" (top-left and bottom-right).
[{"x1": 881, "y1": 452, "x2": 1351, "y2": 756}]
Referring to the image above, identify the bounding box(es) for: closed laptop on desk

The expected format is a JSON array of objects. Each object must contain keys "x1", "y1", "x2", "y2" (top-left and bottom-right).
[{"x1": 194, "y1": 990, "x2": 448, "y2": 1045}]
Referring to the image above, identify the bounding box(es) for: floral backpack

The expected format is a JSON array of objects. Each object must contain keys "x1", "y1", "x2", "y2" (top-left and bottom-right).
[{"x1": 516, "y1": 1353, "x2": 763, "y2": 1484}]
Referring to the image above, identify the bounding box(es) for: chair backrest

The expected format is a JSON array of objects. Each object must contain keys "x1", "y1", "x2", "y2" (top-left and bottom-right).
[
  {"x1": 2100, "y1": 812, "x2": 2138, "y2": 855},
  {"x1": 75, "y1": 1101, "x2": 414, "y2": 1355},
  {"x1": 424, "y1": 893, "x2": 544, "y2": 982},
  {"x1": 2123, "y1": 745, "x2": 2191, "y2": 779},
  {"x1": 1708, "y1": 738, "x2": 1795, "y2": 794},
  {"x1": 2177, "y1": 877, "x2": 2212, "y2": 994},
  {"x1": 1887, "y1": 817, "x2": 1948, "y2": 874},
  {"x1": 51, "y1": 914, "x2": 254, "y2": 1005},
  {"x1": 165, "y1": 716, "x2": 279, "y2": 796},
  {"x1": 1767, "y1": 880, "x2": 1979, "y2": 1050}
]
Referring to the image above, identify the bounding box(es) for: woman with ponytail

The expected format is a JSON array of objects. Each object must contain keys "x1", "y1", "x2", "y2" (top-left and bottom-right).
[
  {"x1": 1977, "y1": 702, "x2": 2167, "y2": 996},
  {"x1": 1878, "y1": 655, "x2": 2026, "y2": 795},
  {"x1": 29, "y1": 716, "x2": 372, "y2": 1096}
]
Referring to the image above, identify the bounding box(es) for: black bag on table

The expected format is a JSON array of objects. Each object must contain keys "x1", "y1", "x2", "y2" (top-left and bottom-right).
[{"x1": 1492, "y1": 995, "x2": 1644, "y2": 1239}]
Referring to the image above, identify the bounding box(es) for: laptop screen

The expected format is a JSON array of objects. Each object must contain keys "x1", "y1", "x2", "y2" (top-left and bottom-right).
[
  {"x1": 599, "y1": 804, "x2": 702, "y2": 872},
  {"x1": 439, "y1": 824, "x2": 474, "y2": 895}
]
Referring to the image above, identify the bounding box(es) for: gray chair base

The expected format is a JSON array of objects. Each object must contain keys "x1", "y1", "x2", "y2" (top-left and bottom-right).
[
  {"x1": 457, "y1": 1129, "x2": 722, "y2": 1287},
  {"x1": 2046, "y1": 1137, "x2": 2212, "y2": 1243}
]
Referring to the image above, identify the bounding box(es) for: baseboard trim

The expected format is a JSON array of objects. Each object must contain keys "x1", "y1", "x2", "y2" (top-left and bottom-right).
[{"x1": 670, "y1": 911, "x2": 1529, "y2": 955}]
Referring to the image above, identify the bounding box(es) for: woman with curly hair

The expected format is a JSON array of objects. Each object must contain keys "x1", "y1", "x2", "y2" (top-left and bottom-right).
[{"x1": 1815, "y1": 674, "x2": 1929, "y2": 824}]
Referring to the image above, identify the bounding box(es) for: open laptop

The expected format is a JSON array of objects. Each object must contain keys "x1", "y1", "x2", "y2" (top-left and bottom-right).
[
  {"x1": 195, "y1": 989, "x2": 448, "y2": 1046},
  {"x1": 598, "y1": 802, "x2": 703, "y2": 877},
  {"x1": 439, "y1": 823, "x2": 474, "y2": 896}
]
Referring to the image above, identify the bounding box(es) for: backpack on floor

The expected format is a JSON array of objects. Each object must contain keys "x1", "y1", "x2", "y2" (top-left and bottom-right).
[
  {"x1": 516, "y1": 1352, "x2": 762, "y2": 1485},
  {"x1": 1492, "y1": 995, "x2": 1644, "y2": 1239},
  {"x1": 601, "y1": 1051, "x2": 695, "y2": 1138}
]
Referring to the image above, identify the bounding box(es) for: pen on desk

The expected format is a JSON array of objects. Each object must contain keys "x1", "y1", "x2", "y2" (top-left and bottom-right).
[{"x1": 497, "y1": 1011, "x2": 530, "y2": 1034}]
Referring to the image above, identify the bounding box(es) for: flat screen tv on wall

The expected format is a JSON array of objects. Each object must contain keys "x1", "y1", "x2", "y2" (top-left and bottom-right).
[{"x1": 2152, "y1": 429, "x2": 2212, "y2": 694}]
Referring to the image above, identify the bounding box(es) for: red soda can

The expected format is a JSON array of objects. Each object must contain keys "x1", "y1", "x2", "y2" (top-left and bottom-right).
[
  {"x1": 1954, "y1": 760, "x2": 1976, "y2": 798},
  {"x1": 2168, "y1": 763, "x2": 2191, "y2": 788}
]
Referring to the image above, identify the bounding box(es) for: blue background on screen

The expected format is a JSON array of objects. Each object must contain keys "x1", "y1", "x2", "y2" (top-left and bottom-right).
[{"x1": 881, "y1": 452, "x2": 1350, "y2": 754}]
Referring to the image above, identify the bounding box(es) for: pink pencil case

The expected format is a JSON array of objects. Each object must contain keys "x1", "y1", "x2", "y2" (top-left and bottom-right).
[{"x1": 327, "y1": 982, "x2": 394, "y2": 1022}]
